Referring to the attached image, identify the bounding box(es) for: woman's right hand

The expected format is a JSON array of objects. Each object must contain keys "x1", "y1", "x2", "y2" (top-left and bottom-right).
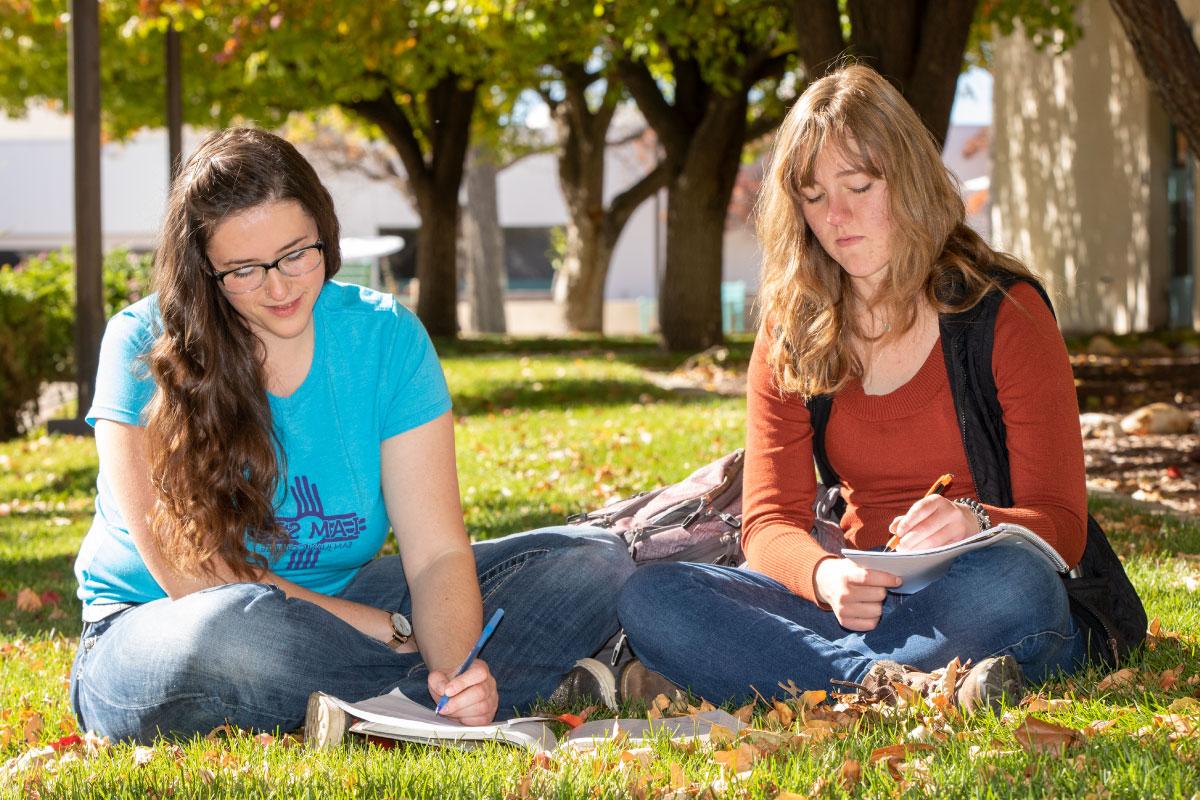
[{"x1": 813, "y1": 558, "x2": 901, "y2": 631}]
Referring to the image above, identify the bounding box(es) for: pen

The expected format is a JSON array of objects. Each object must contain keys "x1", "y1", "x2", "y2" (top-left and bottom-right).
[
  {"x1": 434, "y1": 607, "x2": 504, "y2": 716},
  {"x1": 885, "y1": 473, "x2": 954, "y2": 551}
]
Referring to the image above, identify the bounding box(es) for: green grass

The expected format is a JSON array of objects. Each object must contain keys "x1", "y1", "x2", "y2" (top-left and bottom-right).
[{"x1": 1, "y1": 338, "x2": 1198, "y2": 798}]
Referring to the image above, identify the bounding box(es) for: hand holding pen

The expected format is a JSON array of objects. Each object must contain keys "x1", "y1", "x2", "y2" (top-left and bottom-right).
[
  {"x1": 433, "y1": 608, "x2": 504, "y2": 719},
  {"x1": 885, "y1": 473, "x2": 954, "y2": 551}
]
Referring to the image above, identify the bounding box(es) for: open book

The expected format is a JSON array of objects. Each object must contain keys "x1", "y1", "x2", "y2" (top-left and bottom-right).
[
  {"x1": 319, "y1": 688, "x2": 745, "y2": 751},
  {"x1": 841, "y1": 522, "x2": 1068, "y2": 594}
]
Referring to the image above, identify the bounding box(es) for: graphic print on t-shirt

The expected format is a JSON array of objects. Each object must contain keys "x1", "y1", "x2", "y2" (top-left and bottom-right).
[{"x1": 276, "y1": 476, "x2": 367, "y2": 570}]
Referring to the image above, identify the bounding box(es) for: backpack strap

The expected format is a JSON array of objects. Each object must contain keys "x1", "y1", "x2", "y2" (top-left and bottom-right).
[
  {"x1": 937, "y1": 275, "x2": 1055, "y2": 506},
  {"x1": 806, "y1": 393, "x2": 839, "y2": 487}
]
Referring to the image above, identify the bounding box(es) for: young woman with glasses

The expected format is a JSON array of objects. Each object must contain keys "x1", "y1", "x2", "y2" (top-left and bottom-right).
[{"x1": 70, "y1": 128, "x2": 634, "y2": 742}]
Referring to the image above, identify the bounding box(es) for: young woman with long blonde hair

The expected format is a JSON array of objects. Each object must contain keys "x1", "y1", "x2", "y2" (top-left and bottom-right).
[{"x1": 616, "y1": 65, "x2": 1089, "y2": 712}]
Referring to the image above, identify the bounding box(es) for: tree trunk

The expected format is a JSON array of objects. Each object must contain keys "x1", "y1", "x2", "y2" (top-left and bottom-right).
[
  {"x1": 658, "y1": 95, "x2": 749, "y2": 352},
  {"x1": 462, "y1": 145, "x2": 507, "y2": 333},
  {"x1": 345, "y1": 75, "x2": 476, "y2": 337},
  {"x1": 553, "y1": 212, "x2": 611, "y2": 331},
  {"x1": 1109, "y1": 0, "x2": 1200, "y2": 157},
  {"x1": 415, "y1": 189, "x2": 461, "y2": 336}
]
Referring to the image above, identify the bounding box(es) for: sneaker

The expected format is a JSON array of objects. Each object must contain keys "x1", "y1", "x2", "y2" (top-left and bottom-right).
[
  {"x1": 548, "y1": 658, "x2": 618, "y2": 711},
  {"x1": 304, "y1": 691, "x2": 350, "y2": 750},
  {"x1": 617, "y1": 659, "x2": 682, "y2": 707},
  {"x1": 858, "y1": 655, "x2": 1024, "y2": 715}
]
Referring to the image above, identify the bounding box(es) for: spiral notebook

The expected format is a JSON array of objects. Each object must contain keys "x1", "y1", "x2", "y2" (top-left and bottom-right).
[{"x1": 841, "y1": 522, "x2": 1068, "y2": 594}]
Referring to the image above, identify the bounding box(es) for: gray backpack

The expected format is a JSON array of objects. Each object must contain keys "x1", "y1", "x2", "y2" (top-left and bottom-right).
[{"x1": 567, "y1": 449, "x2": 745, "y2": 565}]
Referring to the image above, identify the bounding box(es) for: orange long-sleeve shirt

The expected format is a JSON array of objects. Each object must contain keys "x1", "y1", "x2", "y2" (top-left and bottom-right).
[{"x1": 742, "y1": 281, "x2": 1088, "y2": 605}]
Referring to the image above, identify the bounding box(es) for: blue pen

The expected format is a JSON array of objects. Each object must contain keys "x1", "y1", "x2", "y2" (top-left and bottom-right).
[{"x1": 434, "y1": 607, "x2": 504, "y2": 716}]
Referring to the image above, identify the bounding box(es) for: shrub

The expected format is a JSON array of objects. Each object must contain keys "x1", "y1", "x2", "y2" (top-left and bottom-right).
[{"x1": 0, "y1": 249, "x2": 152, "y2": 439}]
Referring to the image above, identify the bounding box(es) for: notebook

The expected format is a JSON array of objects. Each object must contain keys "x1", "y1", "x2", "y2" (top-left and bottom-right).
[
  {"x1": 326, "y1": 688, "x2": 745, "y2": 751},
  {"x1": 841, "y1": 522, "x2": 1068, "y2": 594}
]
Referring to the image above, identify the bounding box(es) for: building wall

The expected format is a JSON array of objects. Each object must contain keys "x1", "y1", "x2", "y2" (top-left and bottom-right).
[{"x1": 990, "y1": 0, "x2": 1200, "y2": 333}]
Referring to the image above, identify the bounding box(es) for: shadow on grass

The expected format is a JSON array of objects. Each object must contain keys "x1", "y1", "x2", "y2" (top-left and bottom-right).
[
  {"x1": 451, "y1": 377, "x2": 731, "y2": 416},
  {"x1": 436, "y1": 335, "x2": 754, "y2": 373},
  {"x1": 0, "y1": 552, "x2": 82, "y2": 639}
]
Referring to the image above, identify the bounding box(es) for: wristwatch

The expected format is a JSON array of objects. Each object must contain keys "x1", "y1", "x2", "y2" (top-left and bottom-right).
[
  {"x1": 954, "y1": 497, "x2": 993, "y2": 532},
  {"x1": 389, "y1": 611, "x2": 413, "y2": 646}
]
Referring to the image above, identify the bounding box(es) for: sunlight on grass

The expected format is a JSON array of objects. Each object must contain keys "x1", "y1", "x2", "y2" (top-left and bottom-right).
[{"x1": 0, "y1": 342, "x2": 1198, "y2": 798}]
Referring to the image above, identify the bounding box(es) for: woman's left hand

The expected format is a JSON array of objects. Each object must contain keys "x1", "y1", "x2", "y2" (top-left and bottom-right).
[
  {"x1": 888, "y1": 495, "x2": 979, "y2": 552},
  {"x1": 427, "y1": 659, "x2": 498, "y2": 725}
]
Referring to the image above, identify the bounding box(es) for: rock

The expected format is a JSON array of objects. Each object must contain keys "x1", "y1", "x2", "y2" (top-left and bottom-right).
[
  {"x1": 1135, "y1": 339, "x2": 1172, "y2": 357},
  {"x1": 1119, "y1": 403, "x2": 1196, "y2": 436},
  {"x1": 1079, "y1": 413, "x2": 1121, "y2": 439},
  {"x1": 1086, "y1": 335, "x2": 1121, "y2": 356}
]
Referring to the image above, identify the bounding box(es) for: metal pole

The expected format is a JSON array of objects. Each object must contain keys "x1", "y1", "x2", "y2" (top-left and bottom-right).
[
  {"x1": 50, "y1": 0, "x2": 103, "y2": 436},
  {"x1": 166, "y1": 23, "x2": 182, "y2": 182}
]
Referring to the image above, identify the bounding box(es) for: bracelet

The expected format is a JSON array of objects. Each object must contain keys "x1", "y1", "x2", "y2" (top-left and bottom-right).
[{"x1": 954, "y1": 497, "x2": 992, "y2": 532}]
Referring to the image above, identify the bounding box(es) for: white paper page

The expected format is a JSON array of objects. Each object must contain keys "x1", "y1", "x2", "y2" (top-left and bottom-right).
[
  {"x1": 331, "y1": 688, "x2": 551, "y2": 736},
  {"x1": 842, "y1": 524, "x2": 1065, "y2": 594}
]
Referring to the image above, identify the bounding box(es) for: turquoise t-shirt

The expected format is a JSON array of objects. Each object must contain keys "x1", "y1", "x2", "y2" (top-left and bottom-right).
[{"x1": 74, "y1": 281, "x2": 452, "y2": 617}]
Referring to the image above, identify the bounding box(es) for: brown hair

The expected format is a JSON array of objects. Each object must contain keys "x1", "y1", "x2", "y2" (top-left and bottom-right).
[
  {"x1": 144, "y1": 128, "x2": 341, "y2": 578},
  {"x1": 755, "y1": 64, "x2": 1033, "y2": 397}
]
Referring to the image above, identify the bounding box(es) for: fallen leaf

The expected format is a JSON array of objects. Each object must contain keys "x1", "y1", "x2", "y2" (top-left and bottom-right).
[
  {"x1": 772, "y1": 700, "x2": 794, "y2": 727},
  {"x1": 1024, "y1": 697, "x2": 1074, "y2": 713},
  {"x1": 800, "y1": 689, "x2": 827, "y2": 708},
  {"x1": 732, "y1": 702, "x2": 754, "y2": 724},
  {"x1": 132, "y1": 746, "x2": 155, "y2": 766},
  {"x1": 1082, "y1": 719, "x2": 1117, "y2": 736},
  {"x1": 839, "y1": 758, "x2": 862, "y2": 790},
  {"x1": 1014, "y1": 716, "x2": 1082, "y2": 754},
  {"x1": 22, "y1": 713, "x2": 42, "y2": 745},
  {"x1": 707, "y1": 723, "x2": 736, "y2": 746},
  {"x1": 1167, "y1": 697, "x2": 1200, "y2": 715},
  {"x1": 668, "y1": 761, "x2": 688, "y2": 790},
  {"x1": 713, "y1": 743, "x2": 759, "y2": 772},
  {"x1": 15, "y1": 589, "x2": 42, "y2": 613},
  {"x1": 1159, "y1": 667, "x2": 1183, "y2": 691},
  {"x1": 1096, "y1": 668, "x2": 1138, "y2": 692}
]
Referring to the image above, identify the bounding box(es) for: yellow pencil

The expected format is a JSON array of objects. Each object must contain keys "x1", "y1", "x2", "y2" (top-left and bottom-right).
[{"x1": 885, "y1": 473, "x2": 954, "y2": 551}]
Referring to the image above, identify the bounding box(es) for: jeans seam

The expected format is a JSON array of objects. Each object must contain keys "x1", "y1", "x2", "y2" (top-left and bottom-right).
[
  {"x1": 478, "y1": 548, "x2": 550, "y2": 602},
  {"x1": 986, "y1": 627, "x2": 1078, "y2": 661}
]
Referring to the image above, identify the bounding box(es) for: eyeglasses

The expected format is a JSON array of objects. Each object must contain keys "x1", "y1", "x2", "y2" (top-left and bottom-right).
[{"x1": 212, "y1": 241, "x2": 325, "y2": 294}]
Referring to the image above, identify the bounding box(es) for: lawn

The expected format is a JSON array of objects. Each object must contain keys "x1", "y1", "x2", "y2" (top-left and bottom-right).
[{"x1": 1, "y1": 337, "x2": 1198, "y2": 799}]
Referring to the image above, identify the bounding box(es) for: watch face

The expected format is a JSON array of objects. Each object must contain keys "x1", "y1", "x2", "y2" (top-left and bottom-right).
[{"x1": 391, "y1": 612, "x2": 412, "y2": 638}]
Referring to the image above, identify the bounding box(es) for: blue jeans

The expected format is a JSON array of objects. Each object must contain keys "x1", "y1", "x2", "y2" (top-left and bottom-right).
[
  {"x1": 70, "y1": 526, "x2": 633, "y2": 743},
  {"x1": 617, "y1": 542, "x2": 1086, "y2": 704}
]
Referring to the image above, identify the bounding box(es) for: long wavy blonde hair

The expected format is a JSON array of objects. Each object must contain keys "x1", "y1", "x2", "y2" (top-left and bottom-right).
[
  {"x1": 144, "y1": 128, "x2": 342, "y2": 579},
  {"x1": 755, "y1": 64, "x2": 1033, "y2": 397}
]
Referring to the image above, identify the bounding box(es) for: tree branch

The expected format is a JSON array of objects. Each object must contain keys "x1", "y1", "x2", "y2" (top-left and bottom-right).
[
  {"x1": 616, "y1": 57, "x2": 689, "y2": 157},
  {"x1": 790, "y1": 0, "x2": 846, "y2": 77},
  {"x1": 1109, "y1": 0, "x2": 1200, "y2": 157},
  {"x1": 605, "y1": 159, "x2": 671, "y2": 247}
]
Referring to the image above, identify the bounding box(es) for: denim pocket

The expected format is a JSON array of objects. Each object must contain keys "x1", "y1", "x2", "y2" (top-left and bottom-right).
[{"x1": 477, "y1": 548, "x2": 549, "y2": 600}]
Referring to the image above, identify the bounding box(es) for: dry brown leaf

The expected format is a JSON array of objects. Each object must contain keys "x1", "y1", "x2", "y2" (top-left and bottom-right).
[
  {"x1": 22, "y1": 713, "x2": 42, "y2": 745},
  {"x1": 697, "y1": 699, "x2": 716, "y2": 713},
  {"x1": 15, "y1": 589, "x2": 42, "y2": 613},
  {"x1": 1014, "y1": 716, "x2": 1082, "y2": 754},
  {"x1": 775, "y1": 793, "x2": 808, "y2": 800},
  {"x1": 1024, "y1": 697, "x2": 1074, "y2": 713},
  {"x1": 1152, "y1": 713, "x2": 1195, "y2": 737},
  {"x1": 869, "y1": 743, "x2": 935, "y2": 764},
  {"x1": 732, "y1": 702, "x2": 754, "y2": 724},
  {"x1": 839, "y1": 758, "x2": 862, "y2": 790},
  {"x1": 800, "y1": 689, "x2": 827, "y2": 708},
  {"x1": 1168, "y1": 697, "x2": 1200, "y2": 715},
  {"x1": 772, "y1": 700, "x2": 794, "y2": 727},
  {"x1": 1082, "y1": 719, "x2": 1118, "y2": 736},
  {"x1": 1096, "y1": 668, "x2": 1138, "y2": 692},
  {"x1": 707, "y1": 723, "x2": 736, "y2": 747},
  {"x1": 712, "y1": 743, "x2": 759, "y2": 772},
  {"x1": 618, "y1": 748, "x2": 653, "y2": 770},
  {"x1": 668, "y1": 761, "x2": 688, "y2": 790},
  {"x1": 1158, "y1": 667, "x2": 1183, "y2": 691}
]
